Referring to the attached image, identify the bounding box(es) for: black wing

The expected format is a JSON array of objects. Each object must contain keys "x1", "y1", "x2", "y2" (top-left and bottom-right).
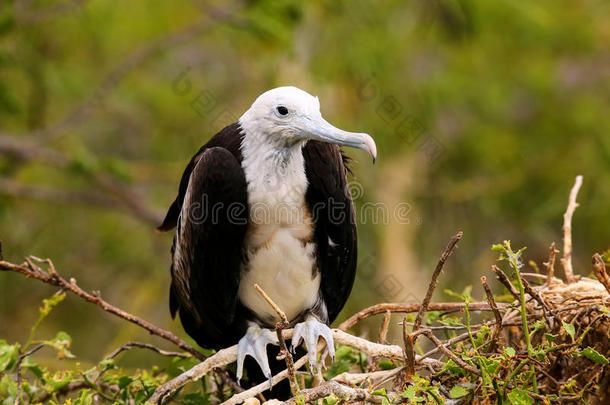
[
  {"x1": 159, "y1": 124, "x2": 248, "y2": 349},
  {"x1": 303, "y1": 141, "x2": 357, "y2": 324}
]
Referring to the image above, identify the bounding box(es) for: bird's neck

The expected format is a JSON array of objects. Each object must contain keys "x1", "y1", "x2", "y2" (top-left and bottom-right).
[{"x1": 240, "y1": 128, "x2": 309, "y2": 211}]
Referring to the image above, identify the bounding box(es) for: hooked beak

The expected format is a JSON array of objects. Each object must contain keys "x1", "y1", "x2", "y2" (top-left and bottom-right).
[{"x1": 299, "y1": 117, "x2": 377, "y2": 163}]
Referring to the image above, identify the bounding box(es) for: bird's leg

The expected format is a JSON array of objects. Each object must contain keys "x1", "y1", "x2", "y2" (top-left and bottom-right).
[
  {"x1": 236, "y1": 323, "x2": 279, "y2": 388},
  {"x1": 291, "y1": 314, "x2": 335, "y2": 375}
]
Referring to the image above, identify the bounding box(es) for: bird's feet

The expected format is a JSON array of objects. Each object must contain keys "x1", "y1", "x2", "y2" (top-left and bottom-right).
[
  {"x1": 236, "y1": 324, "x2": 279, "y2": 388},
  {"x1": 291, "y1": 316, "x2": 335, "y2": 375}
]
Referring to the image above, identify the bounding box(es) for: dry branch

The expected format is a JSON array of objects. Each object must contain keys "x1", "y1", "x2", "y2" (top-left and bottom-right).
[
  {"x1": 413, "y1": 231, "x2": 463, "y2": 332},
  {"x1": 491, "y1": 264, "x2": 520, "y2": 298},
  {"x1": 592, "y1": 253, "x2": 610, "y2": 294},
  {"x1": 105, "y1": 341, "x2": 191, "y2": 360},
  {"x1": 339, "y1": 301, "x2": 505, "y2": 331},
  {"x1": 15, "y1": 344, "x2": 44, "y2": 405},
  {"x1": 403, "y1": 231, "x2": 463, "y2": 381},
  {"x1": 254, "y1": 283, "x2": 299, "y2": 396},
  {"x1": 0, "y1": 257, "x2": 205, "y2": 360},
  {"x1": 544, "y1": 242, "x2": 559, "y2": 286},
  {"x1": 561, "y1": 175, "x2": 583, "y2": 283},
  {"x1": 480, "y1": 276, "x2": 502, "y2": 351}
]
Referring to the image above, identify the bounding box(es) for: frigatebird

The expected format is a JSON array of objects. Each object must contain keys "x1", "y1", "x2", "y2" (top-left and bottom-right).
[{"x1": 158, "y1": 86, "x2": 376, "y2": 391}]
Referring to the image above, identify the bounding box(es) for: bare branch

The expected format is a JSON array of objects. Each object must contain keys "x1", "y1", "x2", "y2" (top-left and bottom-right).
[
  {"x1": 592, "y1": 253, "x2": 610, "y2": 294},
  {"x1": 105, "y1": 341, "x2": 190, "y2": 360},
  {"x1": 491, "y1": 264, "x2": 520, "y2": 299},
  {"x1": 338, "y1": 301, "x2": 505, "y2": 331},
  {"x1": 480, "y1": 276, "x2": 502, "y2": 352},
  {"x1": 0, "y1": 257, "x2": 205, "y2": 360},
  {"x1": 15, "y1": 344, "x2": 44, "y2": 405},
  {"x1": 561, "y1": 175, "x2": 583, "y2": 283},
  {"x1": 413, "y1": 231, "x2": 463, "y2": 332},
  {"x1": 254, "y1": 283, "x2": 299, "y2": 396},
  {"x1": 543, "y1": 242, "x2": 559, "y2": 286},
  {"x1": 420, "y1": 329, "x2": 480, "y2": 376}
]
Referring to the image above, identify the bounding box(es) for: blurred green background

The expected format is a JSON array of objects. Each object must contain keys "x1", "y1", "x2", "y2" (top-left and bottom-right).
[{"x1": 1, "y1": 0, "x2": 609, "y2": 368}]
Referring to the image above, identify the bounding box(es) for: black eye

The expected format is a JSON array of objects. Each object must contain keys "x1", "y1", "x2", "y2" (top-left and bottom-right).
[{"x1": 276, "y1": 106, "x2": 289, "y2": 116}]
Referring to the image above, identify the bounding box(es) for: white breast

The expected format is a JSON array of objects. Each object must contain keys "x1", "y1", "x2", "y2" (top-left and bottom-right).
[{"x1": 238, "y1": 230, "x2": 319, "y2": 324}]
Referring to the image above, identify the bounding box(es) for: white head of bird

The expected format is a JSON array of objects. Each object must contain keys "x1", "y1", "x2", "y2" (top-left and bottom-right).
[{"x1": 239, "y1": 86, "x2": 377, "y2": 162}]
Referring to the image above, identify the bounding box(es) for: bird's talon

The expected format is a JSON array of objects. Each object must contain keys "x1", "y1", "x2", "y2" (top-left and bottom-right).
[
  {"x1": 291, "y1": 318, "x2": 335, "y2": 376},
  {"x1": 236, "y1": 325, "x2": 279, "y2": 386}
]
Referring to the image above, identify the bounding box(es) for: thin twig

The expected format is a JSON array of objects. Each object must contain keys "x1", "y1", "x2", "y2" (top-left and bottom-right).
[
  {"x1": 15, "y1": 344, "x2": 44, "y2": 405},
  {"x1": 561, "y1": 175, "x2": 583, "y2": 283},
  {"x1": 339, "y1": 301, "x2": 505, "y2": 331},
  {"x1": 480, "y1": 276, "x2": 502, "y2": 352},
  {"x1": 403, "y1": 232, "x2": 462, "y2": 382},
  {"x1": 105, "y1": 341, "x2": 191, "y2": 360},
  {"x1": 332, "y1": 367, "x2": 404, "y2": 386},
  {"x1": 491, "y1": 264, "x2": 520, "y2": 299},
  {"x1": 378, "y1": 310, "x2": 391, "y2": 344},
  {"x1": 420, "y1": 329, "x2": 480, "y2": 376},
  {"x1": 402, "y1": 321, "x2": 416, "y2": 381},
  {"x1": 522, "y1": 278, "x2": 560, "y2": 326},
  {"x1": 253, "y1": 283, "x2": 299, "y2": 396},
  {"x1": 592, "y1": 253, "x2": 610, "y2": 294},
  {"x1": 413, "y1": 231, "x2": 463, "y2": 332},
  {"x1": 543, "y1": 242, "x2": 559, "y2": 286}
]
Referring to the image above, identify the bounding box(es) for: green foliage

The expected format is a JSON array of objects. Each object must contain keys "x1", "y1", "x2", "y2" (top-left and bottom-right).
[
  {"x1": 579, "y1": 347, "x2": 608, "y2": 365},
  {"x1": 325, "y1": 345, "x2": 363, "y2": 379}
]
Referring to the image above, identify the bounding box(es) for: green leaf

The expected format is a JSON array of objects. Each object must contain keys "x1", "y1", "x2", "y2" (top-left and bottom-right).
[
  {"x1": 75, "y1": 389, "x2": 94, "y2": 405},
  {"x1": 480, "y1": 357, "x2": 501, "y2": 375},
  {"x1": 0, "y1": 340, "x2": 20, "y2": 372},
  {"x1": 441, "y1": 359, "x2": 465, "y2": 376},
  {"x1": 0, "y1": 374, "x2": 18, "y2": 401},
  {"x1": 401, "y1": 386, "x2": 425, "y2": 402},
  {"x1": 504, "y1": 347, "x2": 516, "y2": 357},
  {"x1": 580, "y1": 347, "x2": 609, "y2": 365},
  {"x1": 372, "y1": 388, "x2": 389, "y2": 398},
  {"x1": 544, "y1": 333, "x2": 558, "y2": 344},
  {"x1": 507, "y1": 389, "x2": 533, "y2": 405},
  {"x1": 118, "y1": 375, "x2": 134, "y2": 389},
  {"x1": 532, "y1": 319, "x2": 545, "y2": 333},
  {"x1": 449, "y1": 385, "x2": 469, "y2": 398},
  {"x1": 44, "y1": 331, "x2": 75, "y2": 359},
  {"x1": 21, "y1": 355, "x2": 45, "y2": 379},
  {"x1": 562, "y1": 321, "x2": 575, "y2": 341},
  {"x1": 377, "y1": 360, "x2": 395, "y2": 370},
  {"x1": 47, "y1": 371, "x2": 73, "y2": 393},
  {"x1": 28, "y1": 293, "x2": 66, "y2": 346},
  {"x1": 98, "y1": 358, "x2": 116, "y2": 372}
]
